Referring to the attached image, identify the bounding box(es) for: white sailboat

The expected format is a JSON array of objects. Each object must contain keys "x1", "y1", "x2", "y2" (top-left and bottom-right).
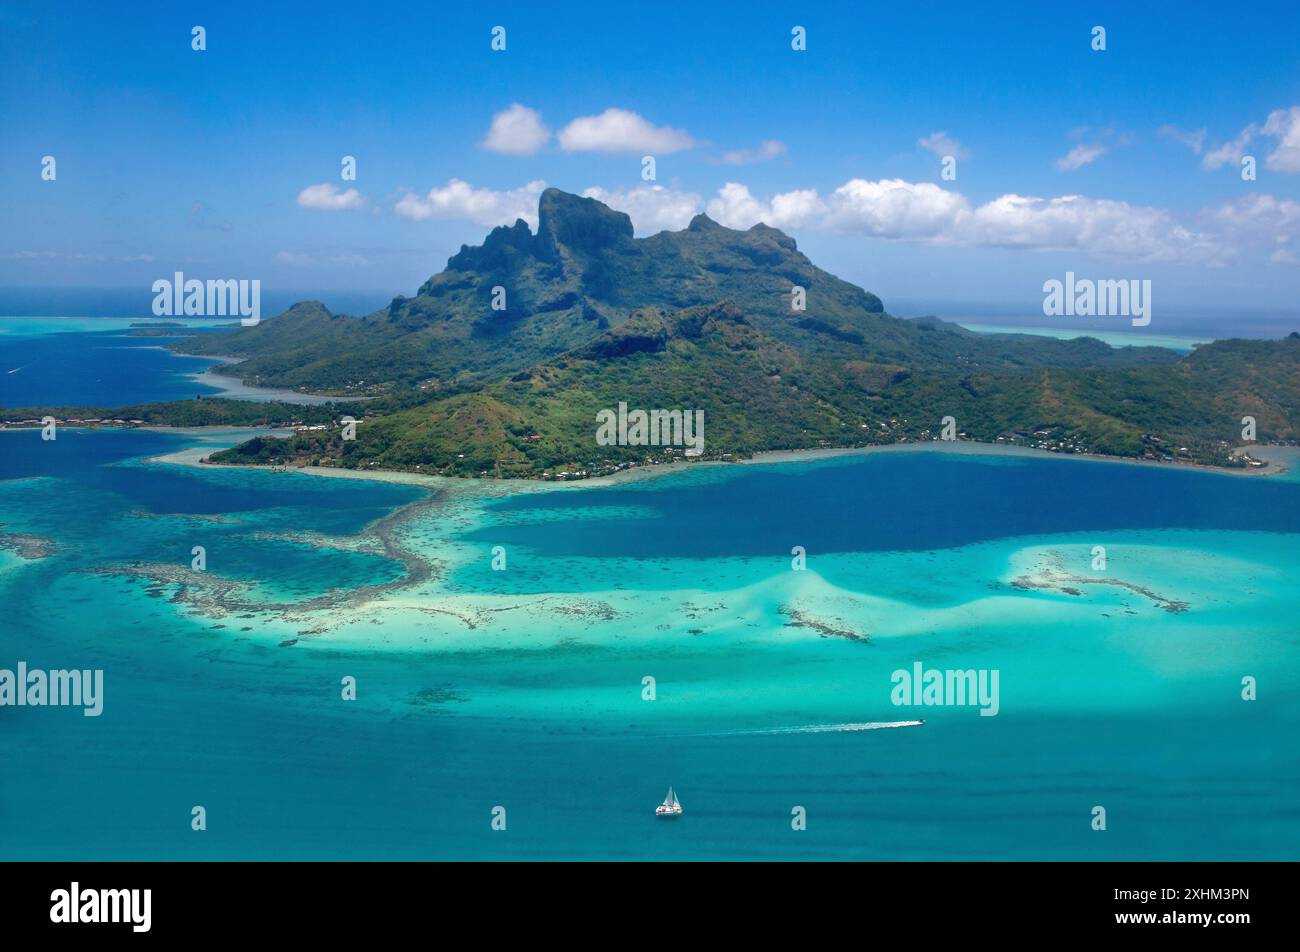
[{"x1": 655, "y1": 786, "x2": 682, "y2": 818}]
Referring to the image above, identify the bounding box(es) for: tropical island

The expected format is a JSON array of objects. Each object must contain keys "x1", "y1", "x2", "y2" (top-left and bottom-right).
[{"x1": 4, "y1": 189, "x2": 1298, "y2": 478}]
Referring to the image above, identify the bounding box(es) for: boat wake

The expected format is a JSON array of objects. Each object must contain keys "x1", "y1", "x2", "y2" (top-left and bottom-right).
[{"x1": 700, "y1": 720, "x2": 924, "y2": 737}]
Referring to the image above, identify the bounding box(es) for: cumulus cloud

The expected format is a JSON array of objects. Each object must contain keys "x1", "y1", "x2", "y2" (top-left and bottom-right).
[
  {"x1": 822, "y1": 179, "x2": 965, "y2": 239},
  {"x1": 1204, "y1": 193, "x2": 1300, "y2": 266},
  {"x1": 394, "y1": 179, "x2": 547, "y2": 229},
  {"x1": 482, "y1": 103, "x2": 551, "y2": 156},
  {"x1": 1203, "y1": 124, "x2": 1257, "y2": 170},
  {"x1": 716, "y1": 140, "x2": 787, "y2": 165},
  {"x1": 296, "y1": 183, "x2": 365, "y2": 211},
  {"x1": 917, "y1": 131, "x2": 969, "y2": 160},
  {"x1": 1204, "y1": 192, "x2": 1300, "y2": 238},
  {"x1": 1157, "y1": 124, "x2": 1206, "y2": 154},
  {"x1": 705, "y1": 182, "x2": 773, "y2": 229},
  {"x1": 703, "y1": 179, "x2": 1222, "y2": 262},
  {"x1": 580, "y1": 185, "x2": 702, "y2": 235},
  {"x1": 1262, "y1": 106, "x2": 1300, "y2": 173},
  {"x1": 558, "y1": 108, "x2": 695, "y2": 154},
  {"x1": 705, "y1": 183, "x2": 825, "y2": 230},
  {"x1": 712, "y1": 183, "x2": 826, "y2": 230},
  {"x1": 1200, "y1": 105, "x2": 1300, "y2": 174},
  {"x1": 963, "y1": 194, "x2": 1219, "y2": 261},
  {"x1": 1054, "y1": 144, "x2": 1107, "y2": 171}
]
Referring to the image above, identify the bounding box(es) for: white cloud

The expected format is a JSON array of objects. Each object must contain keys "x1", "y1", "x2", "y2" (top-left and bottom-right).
[
  {"x1": 585, "y1": 177, "x2": 1227, "y2": 262},
  {"x1": 558, "y1": 108, "x2": 695, "y2": 154},
  {"x1": 1262, "y1": 106, "x2": 1300, "y2": 173},
  {"x1": 393, "y1": 179, "x2": 547, "y2": 229},
  {"x1": 703, "y1": 183, "x2": 825, "y2": 230},
  {"x1": 1200, "y1": 105, "x2": 1300, "y2": 173},
  {"x1": 296, "y1": 183, "x2": 365, "y2": 211},
  {"x1": 706, "y1": 182, "x2": 775, "y2": 229},
  {"x1": 917, "y1": 131, "x2": 969, "y2": 160},
  {"x1": 717, "y1": 140, "x2": 787, "y2": 165},
  {"x1": 1204, "y1": 193, "x2": 1300, "y2": 247},
  {"x1": 962, "y1": 194, "x2": 1217, "y2": 261},
  {"x1": 702, "y1": 179, "x2": 1222, "y2": 263},
  {"x1": 822, "y1": 179, "x2": 964, "y2": 239},
  {"x1": 1157, "y1": 124, "x2": 1206, "y2": 154},
  {"x1": 1054, "y1": 144, "x2": 1106, "y2": 171},
  {"x1": 581, "y1": 185, "x2": 702, "y2": 235},
  {"x1": 1201, "y1": 105, "x2": 1300, "y2": 174},
  {"x1": 1203, "y1": 124, "x2": 1257, "y2": 170},
  {"x1": 769, "y1": 189, "x2": 827, "y2": 229},
  {"x1": 482, "y1": 103, "x2": 551, "y2": 156}
]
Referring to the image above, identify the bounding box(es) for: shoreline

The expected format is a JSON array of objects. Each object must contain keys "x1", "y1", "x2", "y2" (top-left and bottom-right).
[
  {"x1": 738, "y1": 439, "x2": 1290, "y2": 479},
  {"x1": 144, "y1": 428, "x2": 1294, "y2": 496},
  {"x1": 6, "y1": 419, "x2": 1285, "y2": 495},
  {"x1": 173, "y1": 353, "x2": 356, "y2": 406}
]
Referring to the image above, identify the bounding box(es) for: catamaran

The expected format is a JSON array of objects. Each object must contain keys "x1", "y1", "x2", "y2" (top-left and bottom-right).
[{"x1": 655, "y1": 786, "x2": 682, "y2": 818}]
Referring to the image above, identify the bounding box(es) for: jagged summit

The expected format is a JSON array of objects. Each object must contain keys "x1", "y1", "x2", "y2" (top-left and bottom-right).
[
  {"x1": 445, "y1": 189, "x2": 786, "y2": 274},
  {"x1": 537, "y1": 187, "x2": 635, "y2": 258},
  {"x1": 687, "y1": 212, "x2": 722, "y2": 232}
]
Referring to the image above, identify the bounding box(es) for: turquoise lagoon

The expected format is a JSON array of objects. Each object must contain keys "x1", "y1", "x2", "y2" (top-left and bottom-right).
[{"x1": 0, "y1": 428, "x2": 1297, "y2": 860}]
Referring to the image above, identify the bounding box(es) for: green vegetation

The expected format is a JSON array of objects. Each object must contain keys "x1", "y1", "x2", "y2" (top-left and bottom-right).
[
  {"x1": 12, "y1": 189, "x2": 1299, "y2": 477},
  {"x1": 209, "y1": 302, "x2": 1300, "y2": 477}
]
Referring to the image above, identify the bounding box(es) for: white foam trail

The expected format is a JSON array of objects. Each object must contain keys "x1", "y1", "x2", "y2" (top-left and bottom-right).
[{"x1": 703, "y1": 720, "x2": 924, "y2": 737}]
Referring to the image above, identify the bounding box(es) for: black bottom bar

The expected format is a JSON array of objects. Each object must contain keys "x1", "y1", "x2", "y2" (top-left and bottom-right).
[{"x1": 2, "y1": 861, "x2": 1277, "y2": 939}]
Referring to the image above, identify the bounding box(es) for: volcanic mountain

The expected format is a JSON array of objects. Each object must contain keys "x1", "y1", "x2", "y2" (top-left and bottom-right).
[
  {"x1": 180, "y1": 188, "x2": 1181, "y2": 397},
  {"x1": 130, "y1": 187, "x2": 1295, "y2": 476}
]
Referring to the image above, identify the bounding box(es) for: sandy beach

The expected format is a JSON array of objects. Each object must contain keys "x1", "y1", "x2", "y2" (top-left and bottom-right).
[{"x1": 149, "y1": 427, "x2": 1295, "y2": 496}]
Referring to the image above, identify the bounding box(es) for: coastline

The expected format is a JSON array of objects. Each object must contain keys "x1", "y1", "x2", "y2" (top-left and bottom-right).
[
  {"x1": 174, "y1": 353, "x2": 354, "y2": 406},
  {"x1": 3, "y1": 417, "x2": 1280, "y2": 492},
  {"x1": 150, "y1": 431, "x2": 1293, "y2": 496},
  {"x1": 738, "y1": 439, "x2": 1291, "y2": 479}
]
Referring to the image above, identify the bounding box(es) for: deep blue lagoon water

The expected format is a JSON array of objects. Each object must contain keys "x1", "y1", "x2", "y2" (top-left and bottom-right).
[
  {"x1": 465, "y1": 450, "x2": 1300, "y2": 560},
  {"x1": 0, "y1": 320, "x2": 239, "y2": 407}
]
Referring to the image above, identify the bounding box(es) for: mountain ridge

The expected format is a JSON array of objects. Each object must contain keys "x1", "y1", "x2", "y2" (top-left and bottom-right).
[{"x1": 175, "y1": 188, "x2": 1181, "y2": 398}]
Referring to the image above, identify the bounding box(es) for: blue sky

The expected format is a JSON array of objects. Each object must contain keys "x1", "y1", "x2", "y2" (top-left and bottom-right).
[{"x1": 3, "y1": 0, "x2": 1300, "y2": 330}]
